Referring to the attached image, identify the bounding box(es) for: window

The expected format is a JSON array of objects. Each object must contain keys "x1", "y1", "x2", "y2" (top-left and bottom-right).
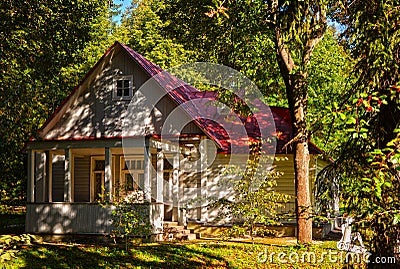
[
  {"x1": 120, "y1": 156, "x2": 144, "y2": 194},
  {"x1": 123, "y1": 159, "x2": 144, "y2": 192},
  {"x1": 113, "y1": 75, "x2": 133, "y2": 100},
  {"x1": 163, "y1": 158, "x2": 173, "y2": 182},
  {"x1": 124, "y1": 159, "x2": 144, "y2": 171}
]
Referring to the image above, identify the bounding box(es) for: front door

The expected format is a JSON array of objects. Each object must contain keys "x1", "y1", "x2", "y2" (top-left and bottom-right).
[
  {"x1": 92, "y1": 158, "x2": 105, "y2": 201},
  {"x1": 163, "y1": 157, "x2": 174, "y2": 221}
]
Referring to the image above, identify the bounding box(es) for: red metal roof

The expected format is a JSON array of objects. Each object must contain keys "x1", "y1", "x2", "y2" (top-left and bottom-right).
[{"x1": 120, "y1": 42, "x2": 322, "y2": 154}]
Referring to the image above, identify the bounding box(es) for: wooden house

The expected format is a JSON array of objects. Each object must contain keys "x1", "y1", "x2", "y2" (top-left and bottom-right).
[{"x1": 25, "y1": 42, "x2": 326, "y2": 237}]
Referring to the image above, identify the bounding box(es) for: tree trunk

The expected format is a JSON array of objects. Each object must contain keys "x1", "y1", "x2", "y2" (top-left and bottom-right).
[
  {"x1": 290, "y1": 74, "x2": 312, "y2": 244},
  {"x1": 274, "y1": 34, "x2": 313, "y2": 243},
  {"x1": 294, "y1": 138, "x2": 312, "y2": 244}
]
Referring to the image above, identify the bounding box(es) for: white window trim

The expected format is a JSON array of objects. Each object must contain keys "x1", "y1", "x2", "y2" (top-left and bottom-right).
[
  {"x1": 120, "y1": 156, "x2": 145, "y2": 194},
  {"x1": 113, "y1": 75, "x2": 134, "y2": 100}
]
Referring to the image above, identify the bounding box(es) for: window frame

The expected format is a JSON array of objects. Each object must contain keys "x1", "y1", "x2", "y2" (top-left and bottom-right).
[
  {"x1": 120, "y1": 156, "x2": 145, "y2": 197},
  {"x1": 113, "y1": 75, "x2": 134, "y2": 100}
]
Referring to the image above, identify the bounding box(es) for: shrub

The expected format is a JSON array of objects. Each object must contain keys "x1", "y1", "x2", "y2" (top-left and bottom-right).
[
  {"x1": 255, "y1": 227, "x2": 277, "y2": 237},
  {"x1": 219, "y1": 225, "x2": 247, "y2": 239},
  {"x1": 101, "y1": 189, "x2": 152, "y2": 250},
  {"x1": 0, "y1": 234, "x2": 35, "y2": 263}
]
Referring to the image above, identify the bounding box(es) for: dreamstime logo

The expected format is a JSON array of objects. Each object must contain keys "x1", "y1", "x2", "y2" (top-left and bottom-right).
[
  {"x1": 257, "y1": 248, "x2": 396, "y2": 265},
  {"x1": 122, "y1": 62, "x2": 276, "y2": 207}
]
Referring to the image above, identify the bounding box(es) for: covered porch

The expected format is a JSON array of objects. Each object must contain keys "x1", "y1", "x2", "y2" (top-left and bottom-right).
[{"x1": 25, "y1": 136, "x2": 192, "y2": 235}]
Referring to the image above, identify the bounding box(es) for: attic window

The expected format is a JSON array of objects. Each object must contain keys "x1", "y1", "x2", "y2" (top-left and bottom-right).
[{"x1": 114, "y1": 75, "x2": 133, "y2": 100}]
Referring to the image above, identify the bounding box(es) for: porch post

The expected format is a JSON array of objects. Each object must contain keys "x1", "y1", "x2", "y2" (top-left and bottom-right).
[
  {"x1": 172, "y1": 150, "x2": 180, "y2": 222},
  {"x1": 156, "y1": 150, "x2": 164, "y2": 203},
  {"x1": 64, "y1": 148, "x2": 72, "y2": 202},
  {"x1": 47, "y1": 151, "x2": 53, "y2": 202},
  {"x1": 200, "y1": 137, "x2": 208, "y2": 222},
  {"x1": 143, "y1": 137, "x2": 151, "y2": 202},
  {"x1": 105, "y1": 147, "x2": 113, "y2": 201},
  {"x1": 43, "y1": 152, "x2": 47, "y2": 202},
  {"x1": 27, "y1": 150, "x2": 35, "y2": 203},
  {"x1": 154, "y1": 148, "x2": 164, "y2": 237}
]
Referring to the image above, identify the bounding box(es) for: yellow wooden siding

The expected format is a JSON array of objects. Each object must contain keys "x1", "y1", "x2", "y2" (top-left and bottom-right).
[
  {"x1": 273, "y1": 154, "x2": 318, "y2": 206},
  {"x1": 73, "y1": 156, "x2": 90, "y2": 202}
]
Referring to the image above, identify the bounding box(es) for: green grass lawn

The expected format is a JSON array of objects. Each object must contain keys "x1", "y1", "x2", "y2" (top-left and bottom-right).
[
  {"x1": 0, "y1": 208, "x2": 368, "y2": 268},
  {"x1": 3, "y1": 238, "x2": 367, "y2": 269}
]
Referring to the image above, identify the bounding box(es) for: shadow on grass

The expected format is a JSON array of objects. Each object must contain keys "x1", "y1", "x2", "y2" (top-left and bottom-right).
[
  {"x1": 0, "y1": 212, "x2": 25, "y2": 234},
  {"x1": 14, "y1": 242, "x2": 232, "y2": 269}
]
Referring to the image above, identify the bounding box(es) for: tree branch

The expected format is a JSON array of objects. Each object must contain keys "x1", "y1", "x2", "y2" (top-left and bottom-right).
[{"x1": 302, "y1": 7, "x2": 327, "y2": 66}]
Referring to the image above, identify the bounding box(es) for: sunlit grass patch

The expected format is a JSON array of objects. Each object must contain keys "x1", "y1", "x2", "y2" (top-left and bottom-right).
[{"x1": 4, "y1": 239, "x2": 366, "y2": 268}]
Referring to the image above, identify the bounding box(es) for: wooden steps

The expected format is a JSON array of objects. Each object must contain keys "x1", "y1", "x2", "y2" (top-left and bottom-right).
[{"x1": 163, "y1": 221, "x2": 198, "y2": 241}]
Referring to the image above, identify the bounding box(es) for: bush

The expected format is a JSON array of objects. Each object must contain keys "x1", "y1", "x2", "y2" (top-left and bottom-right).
[
  {"x1": 101, "y1": 190, "x2": 152, "y2": 250},
  {"x1": 219, "y1": 225, "x2": 247, "y2": 239},
  {"x1": 0, "y1": 234, "x2": 35, "y2": 263},
  {"x1": 255, "y1": 227, "x2": 277, "y2": 237}
]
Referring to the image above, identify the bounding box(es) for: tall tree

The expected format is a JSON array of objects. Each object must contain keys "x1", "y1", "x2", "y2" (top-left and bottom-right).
[
  {"x1": 319, "y1": 0, "x2": 400, "y2": 262},
  {"x1": 265, "y1": 0, "x2": 329, "y2": 244},
  {"x1": 120, "y1": 0, "x2": 193, "y2": 69},
  {"x1": 307, "y1": 28, "x2": 354, "y2": 156},
  {"x1": 0, "y1": 0, "x2": 112, "y2": 205}
]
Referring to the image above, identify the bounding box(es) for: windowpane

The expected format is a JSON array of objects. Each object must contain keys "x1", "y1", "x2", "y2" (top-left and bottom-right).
[
  {"x1": 123, "y1": 88, "x2": 130, "y2": 96},
  {"x1": 94, "y1": 173, "x2": 103, "y2": 200},
  {"x1": 136, "y1": 160, "x2": 142, "y2": 170},
  {"x1": 138, "y1": 173, "x2": 144, "y2": 189},
  {"x1": 94, "y1": 160, "x2": 105, "y2": 171},
  {"x1": 117, "y1": 80, "x2": 122, "y2": 88},
  {"x1": 125, "y1": 174, "x2": 134, "y2": 191},
  {"x1": 131, "y1": 160, "x2": 136, "y2": 170},
  {"x1": 164, "y1": 159, "x2": 173, "y2": 170},
  {"x1": 123, "y1": 80, "x2": 130, "y2": 88},
  {"x1": 163, "y1": 171, "x2": 171, "y2": 181},
  {"x1": 117, "y1": 88, "x2": 123, "y2": 97}
]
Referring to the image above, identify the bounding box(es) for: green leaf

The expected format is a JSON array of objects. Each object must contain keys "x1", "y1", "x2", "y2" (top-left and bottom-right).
[
  {"x1": 338, "y1": 112, "x2": 347, "y2": 120},
  {"x1": 371, "y1": 149, "x2": 383, "y2": 155},
  {"x1": 383, "y1": 181, "x2": 392, "y2": 188},
  {"x1": 394, "y1": 214, "x2": 400, "y2": 225},
  {"x1": 374, "y1": 187, "x2": 382, "y2": 199},
  {"x1": 346, "y1": 117, "x2": 357, "y2": 124}
]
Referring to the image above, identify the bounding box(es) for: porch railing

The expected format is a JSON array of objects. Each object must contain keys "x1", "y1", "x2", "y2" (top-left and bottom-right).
[{"x1": 26, "y1": 203, "x2": 113, "y2": 234}]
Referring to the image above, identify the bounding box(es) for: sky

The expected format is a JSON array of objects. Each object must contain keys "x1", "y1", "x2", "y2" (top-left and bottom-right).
[
  {"x1": 112, "y1": 0, "x2": 132, "y2": 23},
  {"x1": 112, "y1": 1, "x2": 346, "y2": 33}
]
